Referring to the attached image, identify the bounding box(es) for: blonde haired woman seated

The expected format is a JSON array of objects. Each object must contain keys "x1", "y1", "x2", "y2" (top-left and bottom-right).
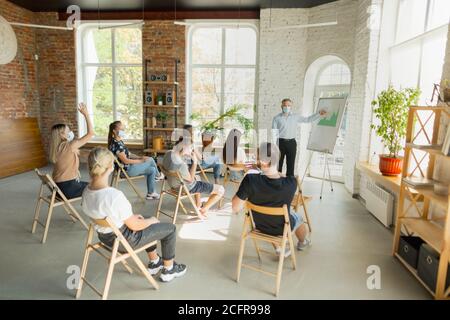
[
  {"x1": 81, "y1": 147, "x2": 187, "y2": 282},
  {"x1": 49, "y1": 103, "x2": 94, "y2": 199}
]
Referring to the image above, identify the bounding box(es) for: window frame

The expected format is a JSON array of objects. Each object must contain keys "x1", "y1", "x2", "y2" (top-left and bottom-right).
[
  {"x1": 186, "y1": 21, "x2": 259, "y2": 130},
  {"x1": 389, "y1": 0, "x2": 449, "y2": 91},
  {"x1": 76, "y1": 22, "x2": 143, "y2": 143}
]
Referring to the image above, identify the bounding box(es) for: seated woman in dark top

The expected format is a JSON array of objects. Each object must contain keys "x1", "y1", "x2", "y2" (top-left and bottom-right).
[
  {"x1": 108, "y1": 121, "x2": 163, "y2": 200},
  {"x1": 231, "y1": 142, "x2": 311, "y2": 253}
]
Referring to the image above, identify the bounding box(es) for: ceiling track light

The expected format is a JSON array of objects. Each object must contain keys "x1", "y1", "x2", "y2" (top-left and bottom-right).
[
  {"x1": 269, "y1": 21, "x2": 338, "y2": 30},
  {"x1": 98, "y1": 21, "x2": 145, "y2": 30},
  {"x1": 9, "y1": 22, "x2": 73, "y2": 31}
]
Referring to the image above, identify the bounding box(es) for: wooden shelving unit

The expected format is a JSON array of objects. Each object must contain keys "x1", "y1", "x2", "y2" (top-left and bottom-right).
[
  {"x1": 392, "y1": 106, "x2": 450, "y2": 300},
  {"x1": 143, "y1": 58, "x2": 180, "y2": 156}
]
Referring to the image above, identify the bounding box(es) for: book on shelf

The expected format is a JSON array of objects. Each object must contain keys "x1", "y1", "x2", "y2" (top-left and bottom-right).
[
  {"x1": 441, "y1": 125, "x2": 450, "y2": 156},
  {"x1": 403, "y1": 177, "x2": 436, "y2": 187}
]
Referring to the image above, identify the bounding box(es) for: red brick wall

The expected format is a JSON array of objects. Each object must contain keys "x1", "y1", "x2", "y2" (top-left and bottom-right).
[
  {"x1": 142, "y1": 21, "x2": 186, "y2": 148},
  {"x1": 0, "y1": 0, "x2": 39, "y2": 119},
  {"x1": 35, "y1": 12, "x2": 77, "y2": 152},
  {"x1": 1, "y1": 1, "x2": 187, "y2": 155}
]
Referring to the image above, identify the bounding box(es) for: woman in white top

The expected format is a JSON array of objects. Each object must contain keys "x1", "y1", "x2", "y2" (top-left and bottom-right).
[{"x1": 81, "y1": 147, "x2": 186, "y2": 282}]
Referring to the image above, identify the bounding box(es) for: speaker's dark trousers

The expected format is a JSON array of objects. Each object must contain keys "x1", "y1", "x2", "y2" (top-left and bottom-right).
[{"x1": 278, "y1": 138, "x2": 297, "y2": 176}]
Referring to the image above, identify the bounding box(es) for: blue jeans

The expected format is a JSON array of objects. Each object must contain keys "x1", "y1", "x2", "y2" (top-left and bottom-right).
[
  {"x1": 200, "y1": 156, "x2": 222, "y2": 179},
  {"x1": 126, "y1": 158, "x2": 159, "y2": 194}
]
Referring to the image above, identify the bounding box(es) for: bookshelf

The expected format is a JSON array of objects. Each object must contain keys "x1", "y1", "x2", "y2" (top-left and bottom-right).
[
  {"x1": 143, "y1": 58, "x2": 180, "y2": 156},
  {"x1": 392, "y1": 106, "x2": 450, "y2": 300}
]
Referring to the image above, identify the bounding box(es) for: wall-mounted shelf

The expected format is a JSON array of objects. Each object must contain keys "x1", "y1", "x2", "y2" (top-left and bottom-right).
[
  {"x1": 144, "y1": 105, "x2": 179, "y2": 109},
  {"x1": 143, "y1": 58, "x2": 180, "y2": 154},
  {"x1": 143, "y1": 81, "x2": 179, "y2": 86}
]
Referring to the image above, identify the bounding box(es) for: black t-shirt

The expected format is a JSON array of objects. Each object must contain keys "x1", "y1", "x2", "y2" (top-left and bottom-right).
[{"x1": 236, "y1": 173, "x2": 297, "y2": 236}]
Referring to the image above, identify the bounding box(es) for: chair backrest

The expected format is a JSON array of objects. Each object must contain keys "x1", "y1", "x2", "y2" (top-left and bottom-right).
[
  {"x1": 227, "y1": 164, "x2": 246, "y2": 172},
  {"x1": 114, "y1": 158, "x2": 124, "y2": 171},
  {"x1": 35, "y1": 168, "x2": 66, "y2": 199},
  {"x1": 245, "y1": 201, "x2": 290, "y2": 230},
  {"x1": 160, "y1": 166, "x2": 184, "y2": 184},
  {"x1": 92, "y1": 217, "x2": 123, "y2": 238}
]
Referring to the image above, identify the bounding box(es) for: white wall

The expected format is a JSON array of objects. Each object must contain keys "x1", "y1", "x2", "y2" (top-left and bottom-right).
[{"x1": 257, "y1": 0, "x2": 381, "y2": 194}]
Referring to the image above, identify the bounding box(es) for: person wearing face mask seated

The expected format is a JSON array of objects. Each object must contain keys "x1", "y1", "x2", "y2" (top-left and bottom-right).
[
  {"x1": 108, "y1": 121, "x2": 164, "y2": 200},
  {"x1": 81, "y1": 147, "x2": 187, "y2": 282},
  {"x1": 232, "y1": 142, "x2": 311, "y2": 254},
  {"x1": 162, "y1": 136, "x2": 225, "y2": 219},
  {"x1": 272, "y1": 98, "x2": 327, "y2": 176},
  {"x1": 49, "y1": 103, "x2": 94, "y2": 199}
]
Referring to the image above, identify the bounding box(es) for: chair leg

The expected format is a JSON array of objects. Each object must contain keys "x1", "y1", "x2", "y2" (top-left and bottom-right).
[
  {"x1": 127, "y1": 177, "x2": 145, "y2": 202},
  {"x1": 173, "y1": 188, "x2": 183, "y2": 224},
  {"x1": 236, "y1": 216, "x2": 250, "y2": 283},
  {"x1": 287, "y1": 230, "x2": 297, "y2": 270},
  {"x1": 62, "y1": 203, "x2": 77, "y2": 223},
  {"x1": 76, "y1": 226, "x2": 94, "y2": 299},
  {"x1": 302, "y1": 200, "x2": 312, "y2": 234},
  {"x1": 275, "y1": 236, "x2": 287, "y2": 297},
  {"x1": 252, "y1": 238, "x2": 262, "y2": 262},
  {"x1": 102, "y1": 240, "x2": 120, "y2": 300},
  {"x1": 184, "y1": 185, "x2": 201, "y2": 217},
  {"x1": 41, "y1": 193, "x2": 56, "y2": 244},
  {"x1": 156, "y1": 192, "x2": 164, "y2": 220},
  {"x1": 124, "y1": 242, "x2": 159, "y2": 290},
  {"x1": 32, "y1": 185, "x2": 44, "y2": 233},
  {"x1": 65, "y1": 201, "x2": 89, "y2": 230}
]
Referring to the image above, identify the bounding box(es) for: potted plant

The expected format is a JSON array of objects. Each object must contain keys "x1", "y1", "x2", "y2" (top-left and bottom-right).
[
  {"x1": 371, "y1": 86, "x2": 420, "y2": 176},
  {"x1": 156, "y1": 111, "x2": 169, "y2": 128},
  {"x1": 190, "y1": 104, "x2": 254, "y2": 146}
]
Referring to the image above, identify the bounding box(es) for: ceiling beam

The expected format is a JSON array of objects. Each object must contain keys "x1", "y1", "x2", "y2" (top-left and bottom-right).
[{"x1": 58, "y1": 10, "x2": 260, "y2": 21}]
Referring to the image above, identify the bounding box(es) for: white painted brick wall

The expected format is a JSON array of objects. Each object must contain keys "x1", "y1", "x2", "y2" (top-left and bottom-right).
[{"x1": 257, "y1": 0, "x2": 381, "y2": 194}]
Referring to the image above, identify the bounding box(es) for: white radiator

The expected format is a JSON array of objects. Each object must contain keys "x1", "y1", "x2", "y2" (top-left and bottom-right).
[{"x1": 362, "y1": 178, "x2": 394, "y2": 227}]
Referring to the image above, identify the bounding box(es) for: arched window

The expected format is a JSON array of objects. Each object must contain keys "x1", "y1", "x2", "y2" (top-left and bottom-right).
[{"x1": 304, "y1": 58, "x2": 351, "y2": 182}]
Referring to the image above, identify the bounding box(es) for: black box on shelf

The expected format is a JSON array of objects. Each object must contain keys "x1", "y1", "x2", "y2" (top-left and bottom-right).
[
  {"x1": 398, "y1": 236, "x2": 425, "y2": 269},
  {"x1": 417, "y1": 244, "x2": 450, "y2": 292}
]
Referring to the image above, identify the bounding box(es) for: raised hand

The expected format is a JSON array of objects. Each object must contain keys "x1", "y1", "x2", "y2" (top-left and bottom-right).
[{"x1": 78, "y1": 102, "x2": 89, "y2": 115}]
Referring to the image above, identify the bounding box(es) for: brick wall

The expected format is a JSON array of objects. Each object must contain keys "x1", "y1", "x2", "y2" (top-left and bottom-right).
[
  {"x1": 0, "y1": 0, "x2": 39, "y2": 119},
  {"x1": 258, "y1": 0, "x2": 380, "y2": 193},
  {"x1": 142, "y1": 21, "x2": 186, "y2": 149},
  {"x1": 35, "y1": 12, "x2": 77, "y2": 152}
]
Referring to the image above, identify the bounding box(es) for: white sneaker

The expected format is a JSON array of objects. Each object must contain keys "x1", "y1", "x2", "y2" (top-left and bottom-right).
[
  {"x1": 275, "y1": 247, "x2": 291, "y2": 258},
  {"x1": 297, "y1": 238, "x2": 312, "y2": 251},
  {"x1": 156, "y1": 172, "x2": 165, "y2": 181},
  {"x1": 146, "y1": 192, "x2": 160, "y2": 200}
]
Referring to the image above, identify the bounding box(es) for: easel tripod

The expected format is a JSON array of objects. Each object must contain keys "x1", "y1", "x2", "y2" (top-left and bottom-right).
[{"x1": 301, "y1": 150, "x2": 334, "y2": 200}]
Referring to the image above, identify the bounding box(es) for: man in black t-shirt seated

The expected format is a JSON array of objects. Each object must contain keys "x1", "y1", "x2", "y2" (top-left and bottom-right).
[{"x1": 231, "y1": 142, "x2": 311, "y2": 254}]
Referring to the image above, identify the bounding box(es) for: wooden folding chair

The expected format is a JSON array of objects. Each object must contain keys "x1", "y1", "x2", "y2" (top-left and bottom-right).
[
  {"x1": 196, "y1": 165, "x2": 213, "y2": 183},
  {"x1": 219, "y1": 164, "x2": 246, "y2": 208},
  {"x1": 32, "y1": 168, "x2": 88, "y2": 243},
  {"x1": 291, "y1": 176, "x2": 312, "y2": 234},
  {"x1": 156, "y1": 167, "x2": 202, "y2": 224},
  {"x1": 110, "y1": 158, "x2": 145, "y2": 201},
  {"x1": 76, "y1": 217, "x2": 159, "y2": 300},
  {"x1": 236, "y1": 202, "x2": 297, "y2": 297}
]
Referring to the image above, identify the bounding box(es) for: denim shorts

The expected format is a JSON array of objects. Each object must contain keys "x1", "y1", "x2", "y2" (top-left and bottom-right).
[
  {"x1": 189, "y1": 181, "x2": 214, "y2": 194},
  {"x1": 291, "y1": 212, "x2": 304, "y2": 231}
]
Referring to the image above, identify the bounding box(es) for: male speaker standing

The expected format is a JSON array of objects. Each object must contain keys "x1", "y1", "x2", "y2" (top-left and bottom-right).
[{"x1": 272, "y1": 98, "x2": 327, "y2": 176}]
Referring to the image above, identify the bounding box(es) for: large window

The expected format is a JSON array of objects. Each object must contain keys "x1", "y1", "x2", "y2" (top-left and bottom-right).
[
  {"x1": 77, "y1": 23, "x2": 143, "y2": 141},
  {"x1": 390, "y1": 0, "x2": 449, "y2": 103},
  {"x1": 188, "y1": 25, "x2": 257, "y2": 138}
]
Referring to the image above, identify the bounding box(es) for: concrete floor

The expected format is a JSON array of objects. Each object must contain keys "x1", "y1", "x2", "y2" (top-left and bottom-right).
[{"x1": 0, "y1": 166, "x2": 430, "y2": 299}]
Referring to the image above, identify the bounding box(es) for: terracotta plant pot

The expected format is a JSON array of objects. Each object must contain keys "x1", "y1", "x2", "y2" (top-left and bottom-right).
[{"x1": 379, "y1": 155, "x2": 403, "y2": 176}]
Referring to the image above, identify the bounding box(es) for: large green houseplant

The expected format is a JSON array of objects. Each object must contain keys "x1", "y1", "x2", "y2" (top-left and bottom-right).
[
  {"x1": 190, "y1": 104, "x2": 254, "y2": 147},
  {"x1": 371, "y1": 86, "x2": 420, "y2": 176}
]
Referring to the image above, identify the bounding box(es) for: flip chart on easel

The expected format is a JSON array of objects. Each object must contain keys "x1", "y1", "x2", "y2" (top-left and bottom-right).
[{"x1": 306, "y1": 97, "x2": 347, "y2": 154}]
